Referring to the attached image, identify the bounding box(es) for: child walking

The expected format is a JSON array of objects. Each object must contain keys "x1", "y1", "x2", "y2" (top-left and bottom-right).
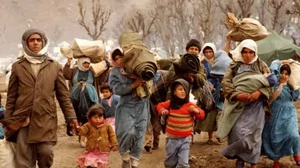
[
  {"x1": 156, "y1": 78, "x2": 205, "y2": 168},
  {"x1": 77, "y1": 104, "x2": 118, "y2": 168},
  {"x1": 100, "y1": 83, "x2": 120, "y2": 131}
]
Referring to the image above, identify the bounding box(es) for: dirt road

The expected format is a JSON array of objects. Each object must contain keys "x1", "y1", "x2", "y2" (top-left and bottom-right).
[{"x1": 1, "y1": 92, "x2": 300, "y2": 168}]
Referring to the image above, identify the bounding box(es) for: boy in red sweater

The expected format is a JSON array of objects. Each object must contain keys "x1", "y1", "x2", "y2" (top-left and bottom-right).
[{"x1": 157, "y1": 78, "x2": 205, "y2": 168}]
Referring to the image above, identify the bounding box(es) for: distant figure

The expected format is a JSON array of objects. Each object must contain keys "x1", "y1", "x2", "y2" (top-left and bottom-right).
[
  {"x1": 63, "y1": 57, "x2": 99, "y2": 147},
  {"x1": 100, "y1": 83, "x2": 119, "y2": 131}
]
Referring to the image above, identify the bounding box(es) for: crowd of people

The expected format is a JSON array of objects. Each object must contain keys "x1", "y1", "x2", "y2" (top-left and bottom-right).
[{"x1": 0, "y1": 28, "x2": 300, "y2": 168}]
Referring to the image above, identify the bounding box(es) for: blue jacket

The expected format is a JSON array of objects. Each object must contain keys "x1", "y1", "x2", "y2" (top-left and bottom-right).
[{"x1": 101, "y1": 95, "x2": 120, "y2": 118}]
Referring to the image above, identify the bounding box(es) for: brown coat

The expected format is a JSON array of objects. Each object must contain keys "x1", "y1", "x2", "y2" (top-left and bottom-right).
[
  {"x1": 3, "y1": 57, "x2": 76, "y2": 143},
  {"x1": 78, "y1": 122, "x2": 118, "y2": 152}
]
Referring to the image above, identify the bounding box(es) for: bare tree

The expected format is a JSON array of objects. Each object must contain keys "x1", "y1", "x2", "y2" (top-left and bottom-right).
[
  {"x1": 293, "y1": 0, "x2": 300, "y2": 15},
  {"x1": 155, "y1": 0, "x2": 193, "y2": 56},
  {"x1": 218, "y1": 0, "x2": 255, "y2": 18},
  {"x1": 77, "y1": 0, "x2": 112, "y2": 40},
  {"x1": 191, "y1": 0, "x2": 217, "y2": 42},
  {"x1": 267, "y1": 0, "x2": 292, "y2": 33},
  {"x1": 257, "y1": 0, "x2": 268, "y2": 26},
  {"x1": 126, "y1": 11, "x2": 158, "y2": 40}
]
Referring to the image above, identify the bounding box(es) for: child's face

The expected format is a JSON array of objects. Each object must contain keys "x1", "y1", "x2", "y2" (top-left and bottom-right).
[
  {"x1": 90, "y1": 114, "x2": 104, "y2": 125},
  {"x1": 102, "y1": 89, "x2": 112, "y2": 99},
  {"x1": 173, "y1": 84, "x2": 187, "y2": 99},
  {"x1": 279, "y1": 70, "x2": 289, "y2": 83},
  {"x1": 187, "y1": 46, "x2": 199, "y2": 55}
]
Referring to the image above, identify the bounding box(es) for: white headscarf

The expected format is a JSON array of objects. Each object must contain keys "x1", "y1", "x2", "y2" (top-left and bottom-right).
[
  {"x1": 231, "y1": 39, "x2": 258, "y2": 64},
  {"x1": 200, "y1": 42, "x2": 217, "y2": 65},
  {"x1": 77, "y1": 57, "x2": 91, "y2": 72},
  {"x1": 200, "y1": 42, "x2": 217, "y2": 57}
]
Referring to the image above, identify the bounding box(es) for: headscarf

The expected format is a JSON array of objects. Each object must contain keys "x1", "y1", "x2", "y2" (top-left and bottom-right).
[
  {"x1": 170, "y1": 78, "x2": 190, "y2": 109},
  {"x1": 231, "y1": 39, "x2": 258, "y2": 64},
  {"x1": 21, "y1": 29, "x2": 49, "y2": 63},
  {"x1": 200, "y1": 42, "x2": 217, "y2": 65},
  {"x1": 77, "y1": 57, "x2": 91, "y2": 72}
]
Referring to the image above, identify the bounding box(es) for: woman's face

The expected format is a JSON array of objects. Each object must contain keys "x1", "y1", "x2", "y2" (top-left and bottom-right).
[
  {"x1": 82, "y1": 62, "x2": 90, "y2": 68},
  {"x1": 279, "y1": 70, "x2": 289, "y2": 83},
  {"x1": 114, "y1": 55, "x2": 122, "y2": 65},
  {"x1": 173, "y1": 84, "x2": 187, "y2": 99},
  {"x1": 204, "y1": 48, "x2": 214, "y2": 59},
  {"x1": 241, "y1": 48, "x2": 255, "y2": 64}
]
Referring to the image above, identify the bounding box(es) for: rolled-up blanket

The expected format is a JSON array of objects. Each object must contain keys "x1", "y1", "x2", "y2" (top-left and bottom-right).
[
  {"x1": 119, "y1": 32, "x2": 157, "y2": 81},
  {"x1": 173, "y1": 54, "x2": 200, "y2": 74}
]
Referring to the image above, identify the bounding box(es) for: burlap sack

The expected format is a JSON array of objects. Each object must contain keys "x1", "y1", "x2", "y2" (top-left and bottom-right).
[
  {"x1": 286, "y1": 59, "x2": 300, "y2": 90},
  {"x1": 90, "y1": 60, "x2": 107, "y2": 77},
  {"x1": 60, "y1": 38, "x2": 105, "y2": 63},
  {"x1": 226, "y1": 13, "x2": 270, "y2": 42}
]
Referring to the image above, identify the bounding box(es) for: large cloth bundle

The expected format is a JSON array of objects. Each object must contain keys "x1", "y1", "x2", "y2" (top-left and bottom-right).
[
  {"x1": 119, "y1": 32, "x2": 157, "y2": 81},
  {"x1": 90, "y1": 60, "x2": 107, "y2": 77},
  {"x1": 271, "y1": 59, "x2": 300, "y2": 90},
  {"x1": 289, "y1": 60, "x2": 300, "y2": 90},
  {"x1": 60, "y1": 38, "x2": 105, "y2": 63},
  {"x1": 217, "y1": 70, "x2": 271, "y2": 138},
  {"x1": 226, "y1": 13, "x2": 270, "y2": 42},
  {"x1": 210, "y1": 50, "x2": 232, "y2": 76}
]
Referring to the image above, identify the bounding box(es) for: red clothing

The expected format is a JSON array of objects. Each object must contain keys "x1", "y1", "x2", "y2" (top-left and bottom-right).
[{"x1": 156, "y1": 100, "x2": 205, "y2": 138}]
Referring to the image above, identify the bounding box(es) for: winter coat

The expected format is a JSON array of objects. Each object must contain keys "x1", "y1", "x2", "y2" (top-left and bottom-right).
[
  {"x1": 78, "y1": 122, "x2": 118, "y2": 152},
  {"x1": 3, "y1": 57, "x2": 76, "y2": 143}
]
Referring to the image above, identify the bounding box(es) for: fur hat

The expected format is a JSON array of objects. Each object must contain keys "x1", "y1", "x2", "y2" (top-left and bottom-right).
[{"x1": 186, "y1": 39, "x2": 201, "y2": 51}]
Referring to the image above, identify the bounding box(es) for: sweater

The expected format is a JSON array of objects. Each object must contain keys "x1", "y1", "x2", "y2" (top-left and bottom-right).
[{"x1": 156, "y1": 100, "x2": 205, "y2": 138}]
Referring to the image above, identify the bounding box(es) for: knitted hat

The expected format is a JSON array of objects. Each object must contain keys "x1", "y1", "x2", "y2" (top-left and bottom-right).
[{"x1": 186, "y1": 39, "x2": 201, "y2": 51}]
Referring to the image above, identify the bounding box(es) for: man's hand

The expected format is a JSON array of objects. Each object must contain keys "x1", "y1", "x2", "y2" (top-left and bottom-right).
[
  {"x1": 69, "y1": 118, "x2": 79, "y2": 128},
  {"x1": 249, "y1": 90, "x2": 261, "y2": 102},
  {"x1": 236, "y1": 93, "x2": 250, "y2": 103},
  {"x1": 131, "y1": 78, "x2": 144, "y2": 89}
]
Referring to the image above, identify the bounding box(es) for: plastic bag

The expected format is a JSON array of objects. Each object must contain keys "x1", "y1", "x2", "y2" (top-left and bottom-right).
[{"x1": 226, "y1": 13, "x2": 270, "y2": 42}]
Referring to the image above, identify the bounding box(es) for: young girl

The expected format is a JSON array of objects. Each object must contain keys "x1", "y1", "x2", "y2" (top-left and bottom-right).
[
  {"x1": 156, "y1": 78, "x2": 205, "y2": 168},
  {"x1": 262, "y1": 62, "x2": 300, "y2": 168},
  {"x1": 76, "y1": 104, "x2": 118, "y2": 168},
  {"x1": 100, "y1": 83, "x2": 120, "y2": 131}
]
